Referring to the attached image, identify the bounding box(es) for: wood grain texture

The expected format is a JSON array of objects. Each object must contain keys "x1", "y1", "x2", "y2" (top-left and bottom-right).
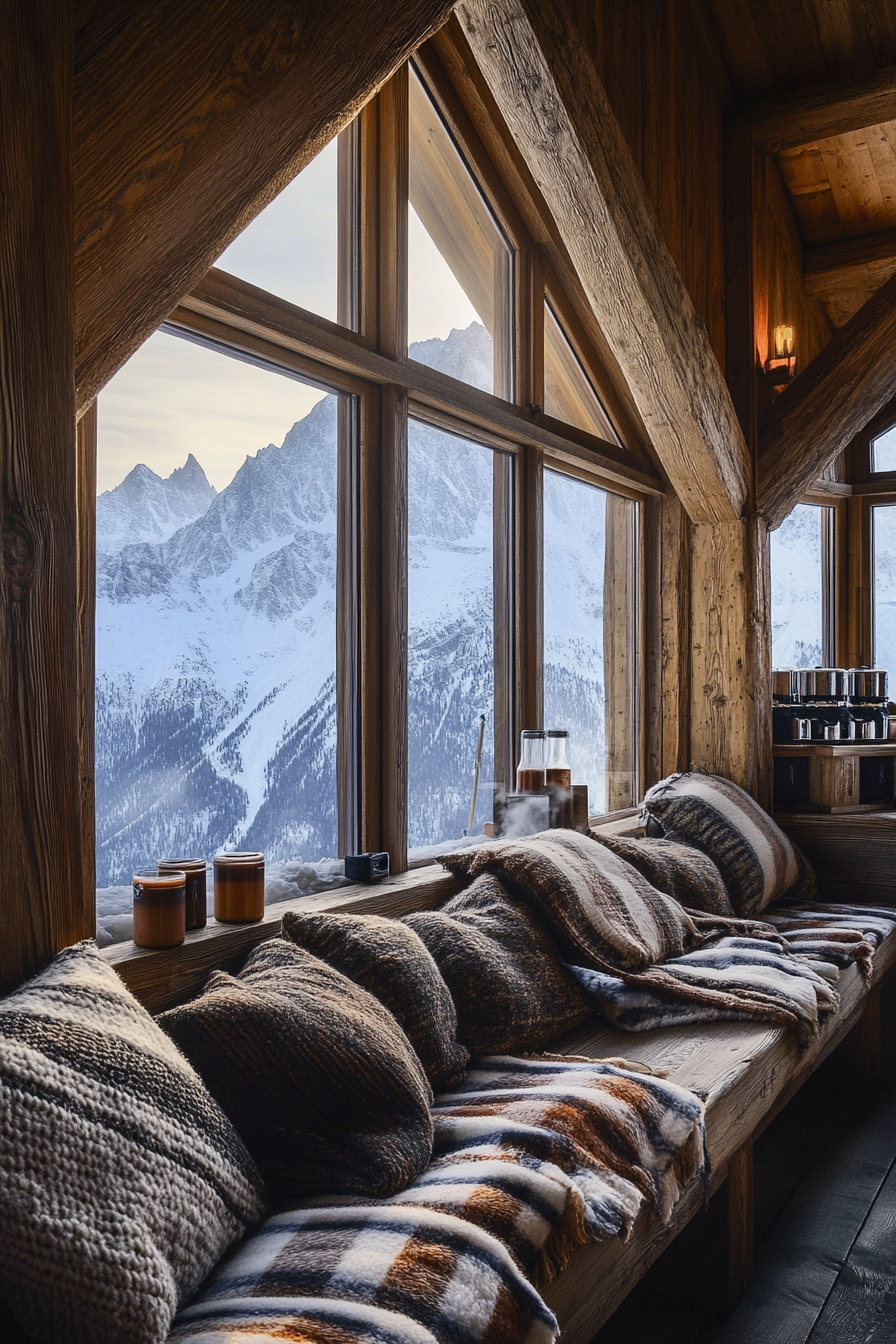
[
  {"x1": 73, "y1": 0, "x2": 454, "y2": 413},
  {"x1": 0, "y1": 0, "x2": 93, "y2": 995},
  {"x1": 661, "y1": 491, "x2": 691, "y2": 780},
  {"x1": 726, "y1": 1140, "x2": 755, "y2": 1309},
  {"x1": 688, "y1": 518, "x2": 771, "y2": 800},
  {"x1": 542, "y1": 937, "x2": 896, "y2": 1343},
  {"x1": 457, "y1": 0, "x2": 750, "y2": 525},
  {"x1": 747, "y1": 67, "x2": 896, "y2": 152},
  {"x1": 77, "y1": 403, "x2": 97, "y2": 926},
  {"x1": 758, "y1": 269, "x2": 896, "y2": 529},
  {"x1": 804, "y1": 226, "x2": 896, "y2": 327},
  {"x1": 779, "y1": 813, "x2": 896, "y2": 904}
]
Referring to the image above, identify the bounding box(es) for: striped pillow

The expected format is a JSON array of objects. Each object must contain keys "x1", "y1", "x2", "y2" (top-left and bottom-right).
[
  {"x1": 0, "y1": 941, "x2": 267, "y2": 1344},
  {"x1": 642, "y1": 772, "x2": 816, "y2": 916},
  {"x1": 590, "y1": 833, "x2": 735, "y2": 916}
]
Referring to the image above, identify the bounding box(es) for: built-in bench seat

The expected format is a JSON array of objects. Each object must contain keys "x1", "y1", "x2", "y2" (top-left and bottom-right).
[
  {"x1": 543, "y1": 927, "x2": 896, "y2": 1341},
  {"x1": 97, "y1": 823, "x2": 896, "y2": 1343}
]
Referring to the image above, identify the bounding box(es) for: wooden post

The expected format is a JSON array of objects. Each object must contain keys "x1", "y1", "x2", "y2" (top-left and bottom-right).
[
  {"x1": 0, "y1": 0, "x2": 91, "y2": 993},
  {"x1": 689, "y1": 516, "x2": 772, "y2": 802},
  {"x1": 726, "y1": 1138, "x2": 755, "y2": 1309}
]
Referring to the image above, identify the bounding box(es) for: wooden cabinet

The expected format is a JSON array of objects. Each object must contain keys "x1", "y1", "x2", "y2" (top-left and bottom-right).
[{"x1": 773, "y1": 743, "x2": 896, "y2": 814}]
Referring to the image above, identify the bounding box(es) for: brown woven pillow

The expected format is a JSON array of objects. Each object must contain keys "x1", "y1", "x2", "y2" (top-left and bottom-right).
[
  {"x1": 402, "y1": 874, "x2": 592, "y2": 1056},
  {"x1": 440, "y1": 830, "x2": 699, "y2": 973},
  {"x1": 590, "y1": 833, "x2": 734, "y2": 917},
  {"x1": 158, "y1": 938, "x2": 433, "y2": 1200},
  {"x1": 281, "y1": 910, "x2": 468, "y2": 1089}
]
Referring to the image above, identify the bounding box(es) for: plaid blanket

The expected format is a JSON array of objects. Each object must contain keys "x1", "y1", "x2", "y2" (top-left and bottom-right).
[
  {"x1": 570, "y1": 936, "x2": 839, "y2": 1039},
  {"x1": 169, "y1": 1057, "x2": 706, "y2": 1343},
  {"x1": 762, "y1": 901, "x2": 896, "y2": 982}
]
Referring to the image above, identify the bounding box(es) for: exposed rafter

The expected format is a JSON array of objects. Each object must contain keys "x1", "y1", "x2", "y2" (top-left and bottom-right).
[
  {"x1": 457, "y1": 0, "x2": 749, "y2": 524},
  {"x1": 758, "y1": 269, "x2": 896, "y2": 529},
  {"x1": 747, "y1": 66, "x2": 896, "y2": 152},
  {"x1": 74, "y1": 0, "x2": 454, "y2": 415},
  {"x1": 803, "y1": 227, "x2": 896, "y2": 327}
]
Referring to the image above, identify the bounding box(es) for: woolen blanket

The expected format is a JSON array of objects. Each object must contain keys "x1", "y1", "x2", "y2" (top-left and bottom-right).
[
  {"x1": 168, "y1": 1056, "x2": 706, "y2": 1344},
  {"x1": 440, "y1": 834, "x2": 835, "y2": 1037},
  {"x1": 570, "y1": 937, "x2": 838, "y2": 1038},
  {"x1": 762, "y1": 901, "x2": 896, "y2": 982}
]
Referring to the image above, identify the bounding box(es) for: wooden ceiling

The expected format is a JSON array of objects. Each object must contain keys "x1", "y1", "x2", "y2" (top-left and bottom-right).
[{"x1": 705, "y1": 0, "x2": 896, "y2": 328}]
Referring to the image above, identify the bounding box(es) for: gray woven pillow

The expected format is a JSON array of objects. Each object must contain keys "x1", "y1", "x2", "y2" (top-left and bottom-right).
[
  {"x1": 159, "y1": 938, "x2": 434, "y2": 1200},
  {"x1": 282, "y1": 909, "x2": 468, "y2": 1088},
  {"x1": 402, "y1": 874, "x2": 592, "y2": 1054},
  {"x1": 0, "y1": 941, "x2": 267, "y2": 1344},
  {"x1": 642, "y1": 772, "x2": 817, "y2": 916},
  {"x1": 590, "y1": 833, "x2": 735, "y2": 917}
]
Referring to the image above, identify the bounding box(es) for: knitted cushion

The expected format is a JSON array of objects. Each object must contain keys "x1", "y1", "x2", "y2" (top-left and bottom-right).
[
  {"x1": 440, "y1": 830, "x2": 698, "y2": 972},
  {"x1": 0, "y1": 941, "x2": 266, "y2": 1344},
  {"x1": 591, "y1": 833, "x2": 735, "y2": 916},
  {"x1": 159, "y1": 938, "x2": 434, "y2": 1200},
  {"x1": 281, "y1": 909, "x2": 468, "y2": 1088},
  {"x1": 642, "y1": 772, "x2": 817, "y2": 916},
  {"x1": 402, "y1": 874, "x2": 591, "y2": 1054}
]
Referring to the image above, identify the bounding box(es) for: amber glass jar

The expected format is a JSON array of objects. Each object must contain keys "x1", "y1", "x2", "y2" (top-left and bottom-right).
[
  {"x1": 213, "y1": 852, "x2": 265, "y2": 923},
  {"x1": 133, "y1": 868, "x2": 186, "y2": 949},
  {"x1": 158, "y1": 857, "x2": 207, "y2": 930}
]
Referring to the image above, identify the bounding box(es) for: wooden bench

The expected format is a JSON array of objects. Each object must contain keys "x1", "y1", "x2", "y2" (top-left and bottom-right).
[{"x1": 100, "y1": 849, "x2": 894, "y2": 1343}]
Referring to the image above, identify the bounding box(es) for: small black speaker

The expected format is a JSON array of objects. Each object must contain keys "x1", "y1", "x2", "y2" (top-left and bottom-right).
[{"x1": 344, "y1": 851, "x2": 390, "y2": 883}]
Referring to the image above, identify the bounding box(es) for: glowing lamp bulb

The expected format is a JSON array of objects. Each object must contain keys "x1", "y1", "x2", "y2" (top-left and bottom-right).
[{"x1": 774, "y1": 324, "x2": 795, "y2": 358}]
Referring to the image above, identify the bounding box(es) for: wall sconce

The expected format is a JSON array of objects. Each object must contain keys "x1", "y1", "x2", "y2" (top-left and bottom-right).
[{"x1": 764, "y1": 324, "x2": 797, "y2": 391}]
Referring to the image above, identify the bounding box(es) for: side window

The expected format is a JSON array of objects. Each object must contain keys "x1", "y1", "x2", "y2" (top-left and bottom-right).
[
  {"x1": 873, "y1": 504, "x2": 896, "y2": 682},
  {"x1": 543, "y1": 469, "x2": 639, "y2": 815},
  {"x1": 770, "y1": 502, "x2": 834, "y2": 668},
  {"x1": 871, "y1": 422, "x2": 896, "y2": 474}
]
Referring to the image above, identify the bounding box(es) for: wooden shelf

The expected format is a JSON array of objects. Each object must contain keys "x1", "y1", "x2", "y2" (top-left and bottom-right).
[{"x1": 774, "y1": 741, "x2": 896, "y2": 756}]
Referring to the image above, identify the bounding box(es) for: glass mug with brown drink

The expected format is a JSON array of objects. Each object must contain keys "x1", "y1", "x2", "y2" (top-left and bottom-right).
[
  {"x1": 213, "y1": 852, "x2": 265, "y2": 922},
  {"x1": 132, "y1": 868, "x2": 186, "y2": 949},
  {"x1": 158, "y1": 857, "x2": 207, "y2": 930}
]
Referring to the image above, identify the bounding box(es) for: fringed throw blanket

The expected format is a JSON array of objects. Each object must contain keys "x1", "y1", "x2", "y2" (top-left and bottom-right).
[
  {"x1": 570, "y1": 937, "x2": 838, "y2": 1039},
  {"x1": 762, "y1": 901, "x2": 896, "y2": 982},
  {"x1": 169, "y1": 1057, "x2": 706, "y2": 1344},
  {"x1": 440, "y1": 833, "x2": 838, "y2": 1038}
]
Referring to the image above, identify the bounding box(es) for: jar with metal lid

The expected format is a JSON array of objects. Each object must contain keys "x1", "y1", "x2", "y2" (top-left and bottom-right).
[{"x1": 213, "y1": 852, "x2": 265, "y2": 923}]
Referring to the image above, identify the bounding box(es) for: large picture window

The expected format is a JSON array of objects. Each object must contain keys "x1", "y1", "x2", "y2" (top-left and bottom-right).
[
  {"x1": 873, "y1": 505, "x2": 896, "y2": 682},
  {"x1": 91, "y1": 50, "x2": 654, "y2": 944}
]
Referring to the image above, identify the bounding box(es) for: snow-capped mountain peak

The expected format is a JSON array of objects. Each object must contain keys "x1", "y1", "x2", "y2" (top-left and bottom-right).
[{"x1": 97, "y1": 453, "x2": 217, "y2": 554}]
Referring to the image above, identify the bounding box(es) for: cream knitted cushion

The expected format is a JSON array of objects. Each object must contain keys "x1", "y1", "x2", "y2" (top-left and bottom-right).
[{"x1": 0, "y1": 941, "x2": 267, "y2": 1344}]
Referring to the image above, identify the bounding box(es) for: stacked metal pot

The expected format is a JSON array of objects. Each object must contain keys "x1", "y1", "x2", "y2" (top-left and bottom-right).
[{"x1": 772, "y1": 667, "x2": 889, "y2": 743}]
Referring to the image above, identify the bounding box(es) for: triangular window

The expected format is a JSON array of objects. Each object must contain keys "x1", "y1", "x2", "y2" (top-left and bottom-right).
[
  {"x1": 871, "y1": 422, "x2": 896, "y2": 473},
  {"x1": 544, "y1": 299, "x2": 620, "y2": 445}
]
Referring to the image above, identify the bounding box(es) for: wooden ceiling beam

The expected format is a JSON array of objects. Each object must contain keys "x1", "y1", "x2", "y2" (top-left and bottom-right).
[
  {"x1": 803, "y1": 227, "x2": 896, "y2": 326},
  {"x1": 74, "y1": 0, "x2": 454, "y2": 415},
  {"x1": 758, "y1": 268, "x2": 896, "y2": 529},
  {"x1": 457, "y1": 0, "x2": 750, "y2": 524},
  {"x1": 746, "y1": 66, "x2": 896, "y2": 152}
]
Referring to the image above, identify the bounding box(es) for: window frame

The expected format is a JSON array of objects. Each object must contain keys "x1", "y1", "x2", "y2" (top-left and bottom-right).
[{"x1": 87, "y1": 41, "x2": 663, "y2": 940}]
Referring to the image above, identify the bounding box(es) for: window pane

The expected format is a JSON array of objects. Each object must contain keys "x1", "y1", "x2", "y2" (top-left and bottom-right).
[
  {"x1": 544, "y1": 302, "x2": 620, "y2": 445},
  {"x1": 770, "y1": 503, "x2": 828, "y2": 668},
  {"x1": 408, "y1": 67, "x2": 513, "y2": 399},
  {"x1": 874, "y1": 505, "x2": 896, "y2": 680},
  {"x1": 215, "y1": 137, "x2": 340, "y2": 322},
  {"x1": 407, "y1": 419, "x2": 509, "y2": 854},
  {"x1": 872, "y1": 423, "x2": 896, "y2": 473},
  {"x1": 96, "y1": 329, "x2": 343, "y2": 943},
  {"x1": 543, "y1": 470, "x2": 638, "y2": 816}
]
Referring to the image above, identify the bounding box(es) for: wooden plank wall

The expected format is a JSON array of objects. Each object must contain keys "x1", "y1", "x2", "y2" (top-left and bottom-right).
[{"x1": 569, "y1": 0, "x2": 730, "y2": 369}]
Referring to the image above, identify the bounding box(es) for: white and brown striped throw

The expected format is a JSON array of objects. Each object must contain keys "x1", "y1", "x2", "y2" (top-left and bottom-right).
[{"x1": 169, "y1": 1056, "x2": 707, "y2": 1344}]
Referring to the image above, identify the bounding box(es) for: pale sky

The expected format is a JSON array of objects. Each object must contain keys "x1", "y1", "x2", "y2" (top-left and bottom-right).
[{"x1": 98, "y1": 142, "x2": 482, "y2": 496}]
